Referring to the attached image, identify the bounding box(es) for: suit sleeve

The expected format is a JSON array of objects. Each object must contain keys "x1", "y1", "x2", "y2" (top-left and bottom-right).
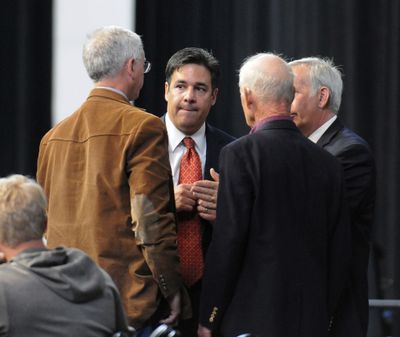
[
  {"x1": 334, "y1": 143, "x2": 376, "y2": 239},
  {"x1": 199, "y1": 144, "x2": 253, "y2": 331},
  {"x1": 327, "y1": 171, "x2": 352, "y2": 318},
  {"x1": 127, "y1": 115, "x2": 181, "y2": 299}
]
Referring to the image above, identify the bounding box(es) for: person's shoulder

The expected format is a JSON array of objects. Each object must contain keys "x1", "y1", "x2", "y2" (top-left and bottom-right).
[
  {"x1": 220, "y1": 133, "x2": 251, "y2": 154},
  {"x1": 339, "y1": 126, "x2": 371, "y2": 148},
  {"x1": 301, "y1": 137, "x2": 345, "y2": 177},
  {"x1": 118, "y1": 106, "x2": 165, "y2": 132},
  {"x1": 39, "y1": 111, "x2": 78, "y2": 143},
  {"x1": 327, "y1": 125, "x2": 374, "y2": 161},
  {"x1": 206, "y1": 123, "x2": 236, "y2": 144},
  {"x1": 0, "y1": 262, "x2": 27, "y2": 287},
  {"x1": 324, "y1": 119, "x2": 370, "y2": 149}
]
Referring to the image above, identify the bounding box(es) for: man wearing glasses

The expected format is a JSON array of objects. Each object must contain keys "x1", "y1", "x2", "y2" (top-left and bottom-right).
[{"x1": 37, "y1": 26, "x2": 189, "y2": 337}]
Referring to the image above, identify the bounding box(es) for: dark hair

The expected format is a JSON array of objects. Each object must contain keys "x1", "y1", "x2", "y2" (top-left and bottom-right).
[{"x1": 165, "y1": 47, "x2": 220, "y2": 89}]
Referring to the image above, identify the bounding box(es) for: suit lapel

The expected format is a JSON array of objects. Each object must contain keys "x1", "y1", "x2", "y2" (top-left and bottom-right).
[
  {"x1": 316, "y1": 118, "x2": 344, "y2": 148},
  {"x1": 204, "y1": 124, "x2": 220, "y2": 180}
]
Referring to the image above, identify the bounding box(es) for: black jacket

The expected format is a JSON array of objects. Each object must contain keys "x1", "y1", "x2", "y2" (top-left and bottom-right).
[
  {"x1": 199, "y1": 119, "x2": 351, "y2": 337},
  {"x1": 318, "y1": 118, "x2": 376, "y2": 337}
]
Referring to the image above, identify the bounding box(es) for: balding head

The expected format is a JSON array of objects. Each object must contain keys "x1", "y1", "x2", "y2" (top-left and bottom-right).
[
  {"x1": 239, "y1": 53, "x2": 294, "y2": 105},
  {"x1": 238, "y1": 53, "x2": 294, "y2": 126}
]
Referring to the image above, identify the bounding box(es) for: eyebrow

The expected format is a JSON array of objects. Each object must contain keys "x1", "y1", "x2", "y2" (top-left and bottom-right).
[{"x1": 174, "y1": 79, "x2": 209, "y2": 88}]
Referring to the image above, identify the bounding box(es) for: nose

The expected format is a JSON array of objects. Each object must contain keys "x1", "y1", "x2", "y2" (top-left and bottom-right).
[{"x1": 184, "y1": 87, "x2": 196, "y2": 103}]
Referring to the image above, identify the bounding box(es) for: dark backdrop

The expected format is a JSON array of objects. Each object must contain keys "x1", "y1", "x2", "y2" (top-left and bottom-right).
[
  {"x1": 135, "y1": 0, "x2": 399, "y2": 335},
  {"x1": 1, "y1": 0, "x2": 399, "y2": 335},
  {"x1": 1, "y1": 0, "x2": 52, "y2": 177}
]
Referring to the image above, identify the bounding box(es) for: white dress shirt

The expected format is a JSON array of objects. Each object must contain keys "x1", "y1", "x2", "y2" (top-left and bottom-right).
[
  {"x1": 165, "y1": 113, "x2": 207, "y2": 186},
  {"x1": 308, "y1": 115, "x2": 337, "y2": 143}
]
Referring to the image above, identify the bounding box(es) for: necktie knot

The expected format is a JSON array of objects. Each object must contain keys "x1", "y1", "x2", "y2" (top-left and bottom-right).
[{"x1": 183, "y1": 137, "x2": 195, "y2": 149}]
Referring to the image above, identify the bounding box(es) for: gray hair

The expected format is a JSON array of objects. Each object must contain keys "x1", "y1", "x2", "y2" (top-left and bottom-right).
[
  {"x1": 239, "y1": 53, "x2": 294, "y2": 105},
  {"x1": 289, "y1": 57, "x2": 343, "y2": 113},
  {"x1": 83, "y1": 26, "x2": 144, "y2": 82},
  {"x1": 0, "y1": 175, "x2": 47, "y2": 247}
]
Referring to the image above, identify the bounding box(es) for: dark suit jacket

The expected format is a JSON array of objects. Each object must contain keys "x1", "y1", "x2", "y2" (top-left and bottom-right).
[
  {"x1": 199, "y1": 119, "x2": 351, "y2": 337},
  {"x1": 161, "y1": 115, "x2": 235, "y2": 254},
  {"x1": 201, "y1": 123, "x2": 236, "y2": 252},
  {"x1": 317, "y1": 119, "x2": 376, "y2": 337}
]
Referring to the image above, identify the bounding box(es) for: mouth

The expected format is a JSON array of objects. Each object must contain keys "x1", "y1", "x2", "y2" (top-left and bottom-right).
[
  {"x1": 179, "y1": 106, "x2": 197, "y2": 113},
  {"x1": 290, "y1": 112, "x2": 297, "y2": 119}
]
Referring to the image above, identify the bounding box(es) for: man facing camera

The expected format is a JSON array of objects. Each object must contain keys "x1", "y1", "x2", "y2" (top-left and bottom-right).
[
  {"x1": 0, "y1": 174, "x2": 132, "y2": 337},
  {"x1": 198, "y1": 53, "x2": 351, "y2": 337},
  {"x1": 163, "y1": 47, "x2": 235, "y2": 336}
]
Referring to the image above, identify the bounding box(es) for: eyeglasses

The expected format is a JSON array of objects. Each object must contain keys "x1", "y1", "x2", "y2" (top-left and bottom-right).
[{"x1": 144, "y1": 60, "x2": 151, "y2": 74}]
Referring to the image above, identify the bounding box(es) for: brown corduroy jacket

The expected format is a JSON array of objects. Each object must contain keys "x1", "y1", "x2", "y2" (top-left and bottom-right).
[{"x1": 37, "y1": 88, "x2": 190, "y2": 328}]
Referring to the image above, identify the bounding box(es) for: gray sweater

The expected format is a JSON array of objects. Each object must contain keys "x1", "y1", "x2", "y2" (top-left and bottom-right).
[{"x1": 0, "y1": 247, "x2": 129, "y2": 337}]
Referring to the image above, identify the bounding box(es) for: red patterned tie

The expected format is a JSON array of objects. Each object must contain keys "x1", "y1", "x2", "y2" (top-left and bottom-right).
[{"x1": 177, "y1": 137, "x2": 204, "y2": 286}]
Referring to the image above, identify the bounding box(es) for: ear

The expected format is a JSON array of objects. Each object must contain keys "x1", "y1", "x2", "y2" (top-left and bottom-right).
[
  {"x1": 242, "y1": 87, "x2": 254, "y2": 110},
  {"x1": 127, "y1": 58, "x2": 135, "y2": 77},
  {"x1": 318, "y1": 86, "x2": 330, "y2": 109},
  {"x1": 211, "y1": 88, "x2": 219, "y2": 106},
  {"x1": 164, "y1": 81, "x2": 170, "y2": 102}
]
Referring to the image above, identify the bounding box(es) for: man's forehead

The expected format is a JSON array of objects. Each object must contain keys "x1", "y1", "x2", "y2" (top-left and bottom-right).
[
  {"x1": 293, "y1": 67, "x2": 311, "y2": 86},
  {"x1": 171, "y1": 67, "x2": 211, "y2": 86}
]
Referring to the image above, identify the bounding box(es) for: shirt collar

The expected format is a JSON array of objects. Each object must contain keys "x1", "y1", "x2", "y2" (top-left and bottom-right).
[
  {"x1": 165, "y1": 113, "x2": 206, "y2": 152},
  {"x1": 308, "y1": 115, "x2": 337, "y2": 143},
  {"x1": 250, "y1": 115, "x2": 292, "y2": 134},
  {"x1": 95, "y1": 86, "x2": 130, "y2": 102}
]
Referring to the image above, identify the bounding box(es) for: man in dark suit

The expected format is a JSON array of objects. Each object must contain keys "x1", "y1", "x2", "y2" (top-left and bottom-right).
[
  {"x1": 198, "y1": 53, "x2": 351, "y2": 337},
  {"x1": 163, "y1": 47, "x2": 235, "y2": 337},
  {"x1": 289, "y1": 57, "x2": 376, "y2": 337}
]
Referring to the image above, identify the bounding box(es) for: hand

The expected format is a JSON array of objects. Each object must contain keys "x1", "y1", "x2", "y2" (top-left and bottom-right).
[
  {"x1": 192, "y1": 168, "x2": 219, "y2": 221},
  {"x1": 198, "y1": 324, "x2": 212, "y2": 337},
  {"x1": 174, "y1": 184, "x2": 197, "y2": 212},
  {"x1": 160, "y1": 291, "x2": 181, "y2": 326},
  {"x1": 210, "y1": 168, "x2": 220, "y2": 183}
]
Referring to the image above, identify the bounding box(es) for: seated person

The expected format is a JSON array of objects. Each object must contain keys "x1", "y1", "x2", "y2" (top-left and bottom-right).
[{"x1": 0, "y1": 174, "x2": 133, "y2": 337}]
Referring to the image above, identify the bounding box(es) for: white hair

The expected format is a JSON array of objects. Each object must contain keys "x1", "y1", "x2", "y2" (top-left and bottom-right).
[
  {"x1": 289, "y1": 57, "x2": 343, "y2": 113},
  {"x1": 239, "y1": 53, "x2": 294, "y2": 105},
  {"x1": 83, "y1": 25, "x2": 144, "y2": 82}
]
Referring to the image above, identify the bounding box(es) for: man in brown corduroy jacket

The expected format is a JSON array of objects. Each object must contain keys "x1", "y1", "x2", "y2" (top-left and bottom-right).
[{"x1": 37, "y1": 26, "x2": 189, "y2": 336}]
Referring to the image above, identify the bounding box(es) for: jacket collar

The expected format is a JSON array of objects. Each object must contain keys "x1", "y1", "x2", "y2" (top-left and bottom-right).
[
  {"x1": 316, "y1": 118, "x2": 344, "y2": 147},
  {"x1": 87, "y1": 87, "x2": 131, "y2": 105},
  {"x1": 255, "y1": 117, "x2": 300, "y2": 133}
]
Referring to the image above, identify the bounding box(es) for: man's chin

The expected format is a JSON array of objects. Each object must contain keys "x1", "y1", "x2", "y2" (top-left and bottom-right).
[{"x1": 177, "y1": 120, "x2": 202, "y2": 135}]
